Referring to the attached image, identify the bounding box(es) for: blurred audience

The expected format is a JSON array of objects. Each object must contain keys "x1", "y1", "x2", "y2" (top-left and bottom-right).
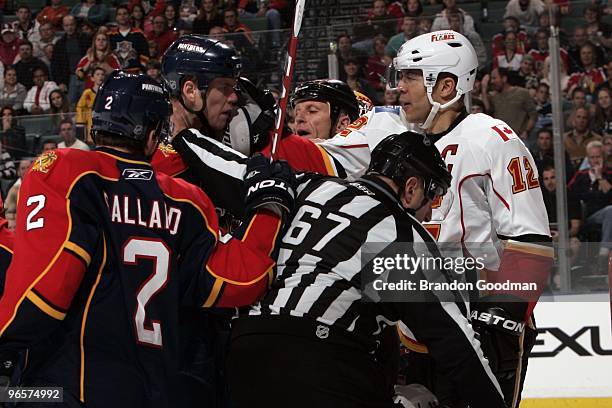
[
  {"x1": 70, "y1": 0, "x2": 109, "y2": 27},
  {"x1": 58, "y1": 118, "x2": 89, "y2": 150},
  {"x1": 0, "y1": 67, "x2": 26, "y2": 111},
  {"x1": 49, "y1": 88, "x2": 71, "y2": 131},
  {"x1": 431, "y1": 0, "x2": 476, "y2": 33},
  {"x1": 24, "y1": 67, "x2": 58, "y2": 114},
  {"x1": 108, "y1": 5, "x2": 149, "y2": 72},
  {"x1": 76, "y1": 30, "x2": 120, "y2": 89},
  {"x1": 5, "y1": 157, "x2": 33, "y2": 230},
  {"x1": 504, "y1": 0, "x2": 545, "y2": 32},
  {"x1": 37, "y1": 0, "x2": 69, "y2": 30},
  {"x1": 386, "y1": 16, "x2": 418, "y2": 58},
  {"x1": 76, "y1": 66, "x2": 105, "y2": 143},
  {"x1": 147, "y1": 15, "x2": 177, "y2": 55},
  {"x1": 564, "y1": 106, "x2": 602, "y2": 167},
  {"x1": 14, "y1": 41, "x2": 47, "y2": 89},
  {"x1": 0, "y1": 106, "x2": 25, "y2": 160},
  {"x1": 0, "y1": 25, "x2": 21, "y2": 67}
]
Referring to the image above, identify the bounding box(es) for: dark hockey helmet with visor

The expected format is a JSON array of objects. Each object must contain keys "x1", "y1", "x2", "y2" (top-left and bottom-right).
[
  {"x1": 368, "y1": 132, "x2": 451, "y2": 201},
  {"x1": 290, "y1": 79, "x2": 360, "y2": 123},
  {"x1": 92, "y1": 70, "x2": 172, "y2": 143},
  {"x1": 161, "y1": 35, "x2": 241, "y2": 97}
]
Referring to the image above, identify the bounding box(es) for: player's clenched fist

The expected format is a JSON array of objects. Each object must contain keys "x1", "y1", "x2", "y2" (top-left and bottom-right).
[{"x1": 243, "y1": 153, "x2": 296, "y2": 217}]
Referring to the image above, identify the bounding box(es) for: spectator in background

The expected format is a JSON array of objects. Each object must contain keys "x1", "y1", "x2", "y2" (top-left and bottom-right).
[
  {"x1": 534, "y1": 82, "x2": 552, "y2": 129},
  {"x1": 128, "y1": 0, "x2": 165, "y2": 19},
  {"x1": 386, "y1": 16, "x2": 418, "y2": 58},
  {"x1": 42, "y1": 140, "x2": 58, "y2": 151},
  {"x1": 0, "y1": 25, "x2": 21, "y2": 67},
  {"x1": 223, "y1": 8, "x2": 255, "y2": 47},
  {"x1": 145, "y1": 59, "x2": 162, "y2": 82},
  {"x1": 528, "y1": 28, "x2": 570, "y2": 77},
  {"x1": 383, "y1": 88, "x2": 399, "y2": 105},
  {"x1": 23, "y1": 67, "x2": 58, "y2": 114},
  {"x1": 130, "y1": 4, "x2": 149, "y2": 34},
  {"x1": 51, "y1": 15, "x2": 91, "y2": 107},
  {"x1": 4, "y1": 157, "x2": 33, "y2": 230},
  {"x1": 14, "y1": 41, "x2": 47, "y2": 89},
  {"x1": 405, "y1": 0, "x2": 423, "y2": 18},
  {"x1": 530, "y1": 127, "x2": 575, "y2": 180},
  {"x1": 0, "y1": 145, "x2": 16, "y2": 181},
  {"x1": 76, "y1": 30, "x2": 120, "y2": 89},
  {"x1": 595, "y1": 57, "x2": 612, "y2": 95},
  {"x1": 33, "y1": 23, "x2": 58, "y2": 60},
  {"x1": 504, "y1": 0, "x2": 545, "y2": 32},
  {"x1": 76, "y1": 66, "x2": 104, "y2": 143},
  {"x1": 147, "y1": 15, "x2": 177, "y2": 56},
  {"x1": 367, "y1": 35, "x2": 390, "y2": 94},
  {"x1": 109, "y1": 5, "x2": 149, "y2": 72},
  {"x1": 447, "y1": 11, "x2": 487, "y2": 69},
  {"x1": 568, "y1": 26, "x2": 605, "y2": 74},
  {"x1": 12, "y1": 5, "x2": 40, "y2": 44},
  {"x1": 57, "y1": 118, "x2": 89, "y2": 150},
  {"x1": 343, "y1": 58, "x2": 377, "y2": 103},
  {"x1": 0, "y1": 106, "x2": 25, "y2": 160},
  {"x1": 237, "y1": 0, "x2": 284, "y2": 48},
  {"x1": 493, "y1": 30, "x2": 524, "y2": 71},
  {"x1": 491, "y1": 16, "x2": 530, "y2": 56},
  {"x1": 564, "y1": 106, "x2": 602, "y2": 167},
  {"x1": 518, "y1": 54, "x2": 539, "y2": 92},
  {"x1": 540, "y1": 164, "x2": 582, "y2": 261},
  {"x1": 148, "y1": 40, "x2": 160, "y2": 60},
  {"x1": 417, "y1": 16, "x2": 432, "y2": 35},
  {"x1": 163, "y1": 4, "x2": 178, "y2": 30},
  {"x1": 568, "y1": 140, "x2": 612, "y2": 263},
  {"x1": 592, "y1": 87, "x2": 612, "y2": 136},
  {"x1": 482, "y1": 67, "x2": 537, "y2": 140},
  {"x1": 431, "y1": 0, "x2": 476, "y2": 33},
  {"x1": 317, "y1": 33, "x2": 364, "y2": 81},
  {"x1": 70, "y1": 0, "x2": 109, "y2": 27},
  {"x1": 192, "y1": 0, "x2": 224, "y2": 35},
  {"x1": 41, "y1": 43, "x2": 54, "y2": 72},
  {"x1": 179, "y1": 4, "x2": 198, "y2": 30},
  {"x1": 604, "y1": 134, "x2": 612, "y2": 168},
  {"x1": 48, "y1": 88, "x2": 70, "y2": 131},
  {"x1": 566, "y1": 42, "x2": 607, "y2": 97},
  {"x1": 37, "y1": 0, "x2": 69, "y2": 30},
  {"x1": 353, "y1": 0, "x2": 396, "y2": 55},
  {"x1": 583, "y1": 4, "x2": 612, "y2": 50},
  {"x1": 0, "y1": 67, "x2": 26, "y2": 111},
  {"x1": 563, "y1": 87, "x2": 588, "y2": 127}
]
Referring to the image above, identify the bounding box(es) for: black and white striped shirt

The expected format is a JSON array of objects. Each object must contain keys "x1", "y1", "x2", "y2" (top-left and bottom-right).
[{"x1": 170, "y1": 127, "x2": 505, "y2": 407}]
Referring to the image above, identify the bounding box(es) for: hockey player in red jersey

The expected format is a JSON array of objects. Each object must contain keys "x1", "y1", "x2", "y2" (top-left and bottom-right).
[
  {"x1": 388, "y1": 30, "x2": 553, "y2": 407},
  {"x1": 0, "y1": 71, "x2": 295, "y2": 407}
]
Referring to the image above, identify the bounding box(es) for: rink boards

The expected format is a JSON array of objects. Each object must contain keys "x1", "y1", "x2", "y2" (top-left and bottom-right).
[{"x1": 521, "y1": 294, "x2": 612, "y2": 407}]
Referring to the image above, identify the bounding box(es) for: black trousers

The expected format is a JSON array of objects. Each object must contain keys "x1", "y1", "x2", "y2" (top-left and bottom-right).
[{"x1": 227, "y1": 329, "x2": 394, "y2": 408}]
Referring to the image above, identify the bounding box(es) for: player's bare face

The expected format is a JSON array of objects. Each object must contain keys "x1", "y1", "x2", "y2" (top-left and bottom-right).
[
  {"x1": 205, "y1": 77, "x2": 238, "y2": 131},
  {"x1": 398, "y1": 70, "x2": 429, "y2": 123},
  {"x1": 294, "y1": 100, "x2": 333, "y2": 140}
]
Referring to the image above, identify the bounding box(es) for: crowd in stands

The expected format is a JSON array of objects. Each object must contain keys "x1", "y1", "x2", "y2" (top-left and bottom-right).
[{"x1": 0, "y1": 0, "x2": 608, "y2": 282}]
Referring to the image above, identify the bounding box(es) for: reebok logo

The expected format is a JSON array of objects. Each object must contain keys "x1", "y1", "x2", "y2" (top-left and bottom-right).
[
  {"x1": 122, "y1": 168, "x2": 153, "y2": 180},
  {"x1": 246, "y1": 170, "x2": 260, "y2": 179}
]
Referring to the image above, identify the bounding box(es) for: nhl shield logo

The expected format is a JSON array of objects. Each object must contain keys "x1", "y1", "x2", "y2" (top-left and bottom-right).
[
  {"x1": 31, "y1": 151, "x2": 58, "y2": 173},
  {"x1": 315, "y1": 325, "x2": 329, "y2": 339}
]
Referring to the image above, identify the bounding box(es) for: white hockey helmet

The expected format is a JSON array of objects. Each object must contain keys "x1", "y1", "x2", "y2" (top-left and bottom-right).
[{"x1": 387, "y1": 30, "x2": 478, "y2": 130}]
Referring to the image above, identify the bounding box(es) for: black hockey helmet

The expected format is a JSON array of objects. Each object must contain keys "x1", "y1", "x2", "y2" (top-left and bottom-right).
[
  {"x1": 290, "y1": 79, "x2": 360, "y2": 122},
  {"x1": 92, "y1": 70, "x2": 171, "y2": 142},
  {"x1": 368, "y1": 132, "x2": 451, "y2": 201},
  {"x1": 161, "y1": 35, "x2": 241, "y2": 97}
]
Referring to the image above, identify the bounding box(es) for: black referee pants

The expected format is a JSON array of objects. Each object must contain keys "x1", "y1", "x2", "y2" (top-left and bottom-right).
[{"x1": 227, "y1": 329, "x2": 394, "y2": 408}]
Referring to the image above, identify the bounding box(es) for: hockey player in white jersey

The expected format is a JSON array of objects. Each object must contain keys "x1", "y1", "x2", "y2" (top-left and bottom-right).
[{"x1": 387, "y1": 30, "x2": 553, "y2": 407}]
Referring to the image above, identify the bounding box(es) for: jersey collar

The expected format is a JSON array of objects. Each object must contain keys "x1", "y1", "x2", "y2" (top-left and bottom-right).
[
  {"x1": 426, "y1": 109, "x2": 468, "y2": 144},
  {"x1": 95, "y1": 146, "x2": 151, "y2": 166}
]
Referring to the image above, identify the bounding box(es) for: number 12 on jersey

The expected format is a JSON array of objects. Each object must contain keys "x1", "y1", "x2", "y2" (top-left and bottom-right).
[{"x1": 507, "y1": 156, "x2": 539, "y2": 194}]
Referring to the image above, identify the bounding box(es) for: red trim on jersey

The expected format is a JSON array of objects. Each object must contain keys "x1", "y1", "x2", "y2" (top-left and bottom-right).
[
  {"x1": 262, "y1": 134, "x2": 331, "y2": 174},
  {"x1": 458, "y1": 173, "x2": 509, "y2": 241},
  {"x1": 338, "y1": 144, "x2": 369, "y2": 149}
]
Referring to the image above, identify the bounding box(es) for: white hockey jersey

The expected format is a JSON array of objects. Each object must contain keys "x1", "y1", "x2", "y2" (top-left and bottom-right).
[
  {"x1": 425, "y1": 113, "x2": 551, "y2": 270},
  {"x1": 319, "y1": 106, "x2": 417, "y2": 180}
]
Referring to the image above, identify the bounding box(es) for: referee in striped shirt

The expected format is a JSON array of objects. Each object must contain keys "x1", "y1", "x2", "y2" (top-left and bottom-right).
[{"x1": 226, "y1": 132, "x2": 506, "y2": 408}]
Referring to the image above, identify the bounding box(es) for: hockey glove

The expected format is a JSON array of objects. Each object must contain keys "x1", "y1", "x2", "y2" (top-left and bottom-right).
[
  {"x1": 243, "y1": 153, "x2": 295, "y2": 218},
  {"x1": 238, "y1": 77, "x2": 277, "y2": 153},
  {"x1": 471, "y1": 296, "x2": 527, "y2": 379}
]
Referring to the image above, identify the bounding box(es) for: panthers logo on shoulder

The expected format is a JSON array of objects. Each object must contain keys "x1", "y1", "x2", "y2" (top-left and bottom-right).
[
  {"x1": 158, "y1": 142, "x2": 177, "y2": 157},
  {"x1": 31, "y1": 151, "x2": 58, "y2": 173}
]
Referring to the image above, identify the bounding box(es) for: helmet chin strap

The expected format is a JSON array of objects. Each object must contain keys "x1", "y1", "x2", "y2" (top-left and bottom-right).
[{"x1": 419, "y1": 88, "x2": 464, "y2": 131}]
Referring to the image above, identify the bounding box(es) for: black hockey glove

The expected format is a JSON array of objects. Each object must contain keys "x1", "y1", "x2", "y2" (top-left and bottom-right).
[
  {"x1": 243, "y1": 153, "x2": 295, "y2": 218},
  {"x1": 471, "y1": 296, "x2": 527, "y2": 378},
  {"x1": 238, "y1": 77, "x2": 277, "y2": 153}
]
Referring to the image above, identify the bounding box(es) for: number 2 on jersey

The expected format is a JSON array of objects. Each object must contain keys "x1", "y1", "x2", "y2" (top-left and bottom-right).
[
  {"x1": 507, "y1": 156, "x2": 539, "y2": 194},
  {"x1": 122, "y1": 238, "x2": 170, "y2": 348}
]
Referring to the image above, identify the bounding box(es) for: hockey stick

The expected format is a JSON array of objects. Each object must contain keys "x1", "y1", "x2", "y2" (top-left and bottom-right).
[{"x1": 270, "y1": 0, "x2": 306, "y2": 159}]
